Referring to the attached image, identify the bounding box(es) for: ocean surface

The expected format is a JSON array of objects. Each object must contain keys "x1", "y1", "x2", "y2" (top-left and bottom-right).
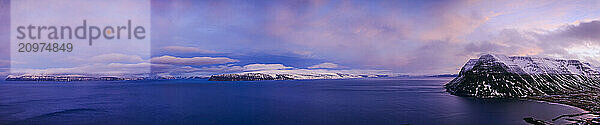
[{"x1": 0, "y1": 79, "x2": 584, "y2": 125}]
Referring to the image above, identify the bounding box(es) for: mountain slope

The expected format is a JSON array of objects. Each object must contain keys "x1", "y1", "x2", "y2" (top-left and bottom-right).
[{"x1": 445, "y1": 54, "x2": 600, "y2": 98}]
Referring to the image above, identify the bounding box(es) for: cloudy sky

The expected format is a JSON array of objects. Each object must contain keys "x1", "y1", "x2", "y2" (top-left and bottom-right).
[{"x1": 2, "y1": 0, "x2": 600, "y2": 76}]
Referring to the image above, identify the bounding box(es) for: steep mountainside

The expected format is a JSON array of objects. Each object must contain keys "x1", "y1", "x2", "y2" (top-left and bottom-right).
[{"x1": 445, "y1": 54, "x2": 600, "y2": 98}]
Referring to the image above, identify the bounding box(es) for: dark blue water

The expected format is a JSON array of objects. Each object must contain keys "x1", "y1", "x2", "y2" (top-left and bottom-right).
[{"x1": 0, "y1": 79, "x2": 584, "y2": 125}]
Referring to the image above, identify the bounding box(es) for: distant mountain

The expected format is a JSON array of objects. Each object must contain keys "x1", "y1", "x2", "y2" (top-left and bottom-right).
[
  {"x1": 208, "y1": 69, "x2": 399, "y2": 81},
  {"x1": 4, "y1": 74, "x2": 212, "y2": 81},
  {"x1": 2, "y1": 70, "x2": 451, "y2": 82},
  {"x1": 445, "y1": 54, "x2": 600, "y2": 98},
  {"x1": 5, "y1": 74, "x2": 140, "y2": 81},
  {"x1": 426, "y1": 74, "x2": 458, "y2": 78}
]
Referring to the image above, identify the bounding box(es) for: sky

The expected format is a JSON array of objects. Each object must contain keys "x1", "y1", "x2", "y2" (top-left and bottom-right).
[{"x1": 2, "y1": 0, "x2": 600, "y2": 76}]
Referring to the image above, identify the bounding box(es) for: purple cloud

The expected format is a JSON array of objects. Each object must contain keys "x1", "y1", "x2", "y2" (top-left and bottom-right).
[
  {"x1": 0, "y1": 59, "x2": 8, "y2": 67},
  {"x1": 4, "y1": 0, "x2": 600, "y2": 75},
  {"x1": 88, "y1": 53, "x2": 145, "y2": 63},
  {"x1": 151, "y1": 55, "x2": 239, "y2": 66},
  {"x1": 13, "y1": 63, "x2": 151, "y2": 74},
  {"x1": 161, "y1": 46, "x2": 223, "y2": 54},
  {"x1": 243, "y1": 64, "x2": 293, "y2": 71},
  {"x1": 561, "y1": 21, "x2": 600, "y2": 40},
  {"x1": 308, "y1": 62, "x2": 341, "y2": 69}
]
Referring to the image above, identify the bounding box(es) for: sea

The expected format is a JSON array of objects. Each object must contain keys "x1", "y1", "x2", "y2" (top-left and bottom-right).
[{"x1": 0, "y1": 78, "x2": 585, "y2": 125}]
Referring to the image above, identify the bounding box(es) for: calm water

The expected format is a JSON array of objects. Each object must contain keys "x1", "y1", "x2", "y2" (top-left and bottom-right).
[{"x1": 0, "y1": 79, "x2": 584, "y2": 125}]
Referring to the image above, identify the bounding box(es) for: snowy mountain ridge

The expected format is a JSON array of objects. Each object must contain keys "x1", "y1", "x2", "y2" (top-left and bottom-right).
[
  {"x1": 445, "y1": 54, "x2": 600, "y2": 98},
  {"x1": 464, "y1": 54, "x2": 600, "y2": 76}
]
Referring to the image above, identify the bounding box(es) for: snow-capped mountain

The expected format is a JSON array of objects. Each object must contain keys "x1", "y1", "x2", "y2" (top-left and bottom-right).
[
  {"x1": 445, "y1": 54, "x2": 600, "y2": 98},
  {"x1": 208, "y1": 69, "x2": 397, "y2": 81}
]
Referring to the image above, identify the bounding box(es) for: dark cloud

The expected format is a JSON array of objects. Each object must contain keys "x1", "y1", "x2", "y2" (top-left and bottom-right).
[
  {"x1": 561, "y1": 21, "x2": 600, "y2": 40},
  {"x1": 460, "y1": 20, "x2": 600, "y2": 69}
]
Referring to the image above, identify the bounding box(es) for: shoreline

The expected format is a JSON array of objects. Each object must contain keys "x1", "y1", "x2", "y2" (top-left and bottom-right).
[
  {"x1": 523, "y1": 93, "x2": 600, "y2": 124},
  {"x1": 529, "y1": 99, "x2": 588, "y2": 113},
  {"x1": 527, "y1": 92, "x2": 600, "y2": 112}
]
